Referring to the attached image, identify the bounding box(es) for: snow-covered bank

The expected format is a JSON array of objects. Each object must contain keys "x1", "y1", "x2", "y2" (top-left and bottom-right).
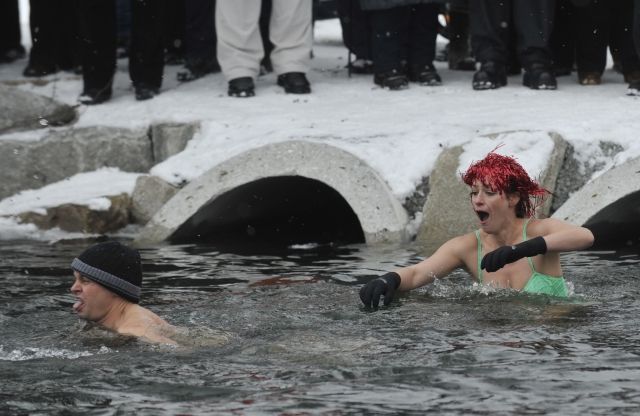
[{"x1": 1, "y1": 19, "x2": 638, "y2": 241}]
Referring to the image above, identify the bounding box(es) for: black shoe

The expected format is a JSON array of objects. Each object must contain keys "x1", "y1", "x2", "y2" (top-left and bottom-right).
[
  {"x1": 0, "y1": 46, "x2": 26, "y2": 63},
  {"x1": 23, "y1": 63, "x2": 57, "y2": 77},
  {"x1": 277, "y1": 72, "x2": 311, "y2": 94},
  {"x1": 374, "y1": 69, "x2": 409, "y2": 90},
  {"x1": 627, "y1": 80, "x2": 640, "y2": 96},
  {"x1": 409, "y1": 64, "x2": 442, "y2": 86},
  {"x1": 523, "y1": 64, "x2": 557, "y2": 90},
  {"x1": 578, "y1": 71, "x2": 601, "y2": 86},
  {"x1": 472, "y1": 62, "x2": 507, "y2": 90},
  {"x1": 78, "y1": 86, "x2": 112, "y2": 105},
  {"x1": 348, "y1": 58, "x2": 374, "y2": 74},
  {"x1": 228, "y1": 77, "x2": 255, "y2": 97},
  {"x1": 177, "y1": 57, "x2": 220, "y2": 82},
  {"x1": 135, "y1": 85, "x2": 159, "y2": 101},
  {"x1": 449, "y1": 55, "x2": 476, "y2": 71}
]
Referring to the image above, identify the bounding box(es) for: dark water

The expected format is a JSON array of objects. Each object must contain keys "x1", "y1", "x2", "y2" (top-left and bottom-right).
[{"x1": 1, "y1": 239, "x2": 640, "y2": 415}]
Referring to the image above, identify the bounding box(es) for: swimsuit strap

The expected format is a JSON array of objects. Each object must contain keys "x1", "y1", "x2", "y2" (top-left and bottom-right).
[
  {"x1": 475, "y1": 230, "x2": 483, "y2": 283},
  {"x1": 523, "y1": 218, "x2": 536, "y2": 273}
]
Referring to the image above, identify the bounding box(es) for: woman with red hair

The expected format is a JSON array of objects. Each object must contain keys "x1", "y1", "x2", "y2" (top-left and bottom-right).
[{"x1": 360, "y1": 152, "x2": 595, "y2": 307}]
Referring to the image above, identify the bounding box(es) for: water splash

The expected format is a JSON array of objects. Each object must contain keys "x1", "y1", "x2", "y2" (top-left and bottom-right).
[{"x1": 0, "y1": 344, "x2": 111, "y2": 361}]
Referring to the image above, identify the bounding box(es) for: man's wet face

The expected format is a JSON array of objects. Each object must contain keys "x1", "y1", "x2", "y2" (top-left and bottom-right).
[{"x1": 70, "y1": 271, "x2": 116, "y2": 323}]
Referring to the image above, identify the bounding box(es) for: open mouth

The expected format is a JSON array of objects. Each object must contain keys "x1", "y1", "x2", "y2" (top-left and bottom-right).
[
  {"x1": 476, "y1": 210, "x2": 489, "y2": 222},
  {"x1": 73, "y1": 299, "x2": 85, "y2": 313}
]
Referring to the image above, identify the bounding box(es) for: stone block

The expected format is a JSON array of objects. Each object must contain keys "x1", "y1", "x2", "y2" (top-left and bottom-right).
[
  {"x1": 130, "y1": 175, "x2": 179, "y2": 224},
  {"x1": 0, "y1": 126, "x2": 153, "y2": 199},
  {"x1": 0, "y1": 84, "x2": 76, "y2": 134},
  {"x1": 150, "y1": 122, "x2": 197, "y2": 163}
]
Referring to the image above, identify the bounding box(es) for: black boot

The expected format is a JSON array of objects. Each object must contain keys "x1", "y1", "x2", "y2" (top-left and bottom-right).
[
  {"x1": 472, "y1": 62, "x2": 507, "y2": 90},
  {"x1": 409, "y1": 64, "x2": 442, "y2": 86},
  {"x1": 228, "y1": 77, "x2": 255, "y2": 97},
  {"x1": 134, "y1": 84, "x2": 160, "y2": 101},
  {"x1": 374, "y1": 69, "x2": 408, "y2": 90},
  {"x1": 78, "y1": 83, "x2": 113, "y2": 105},
  {"x1": 277, "y1": 72, "x2": 311, "y2": 94},
  {"x1": 447, "y1": 11, "x2": 475, "y2": 71},
  {"x1": 523, "y1": 63, "x2": 557, "y2": 90}
]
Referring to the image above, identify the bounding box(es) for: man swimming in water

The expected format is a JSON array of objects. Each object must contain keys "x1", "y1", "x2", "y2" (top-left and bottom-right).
[
  {"x1": 360, "y1": 151, "x2": 595, "y2": 308},
  {"x1": 70, "y1": 241, "x2": 177, "y2": 345}
]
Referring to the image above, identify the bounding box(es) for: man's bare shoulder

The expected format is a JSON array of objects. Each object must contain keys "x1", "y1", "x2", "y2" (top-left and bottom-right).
[{"x1": 120, "y1": 305, "x2": 178, "y2": 345}]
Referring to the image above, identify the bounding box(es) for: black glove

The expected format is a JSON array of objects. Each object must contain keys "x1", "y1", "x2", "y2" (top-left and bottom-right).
[
  {"x1": 359, "y1": 272, "x2": 401, "y2": 308},
  {"x1": 481, "y1": 236, "x2": 547, "y2": 272}
]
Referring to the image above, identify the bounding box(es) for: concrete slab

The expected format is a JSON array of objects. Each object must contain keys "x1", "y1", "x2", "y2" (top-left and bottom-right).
[{"x1": 135, "y1": 140, "x2": 409, "y2": 245}]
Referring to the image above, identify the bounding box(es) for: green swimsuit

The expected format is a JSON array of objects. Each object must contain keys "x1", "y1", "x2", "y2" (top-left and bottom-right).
[{"x1": 475, "y1": 220, "x2": 569, "y2": 298}]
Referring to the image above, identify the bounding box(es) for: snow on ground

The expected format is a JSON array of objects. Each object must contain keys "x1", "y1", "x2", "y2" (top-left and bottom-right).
[{"x1": 1, "y1": 18, "x2": 639, "y2": 241}]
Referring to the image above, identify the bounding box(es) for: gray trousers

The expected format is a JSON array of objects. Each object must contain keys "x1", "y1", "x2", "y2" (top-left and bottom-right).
[{"x1": 216, "y1": 0, "x2": 312, "y2": 80}]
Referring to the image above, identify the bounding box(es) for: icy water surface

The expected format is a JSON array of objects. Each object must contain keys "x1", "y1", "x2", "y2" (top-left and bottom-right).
[{"x1": 1, "y1": 239, "x2": 640, "y2": 415}]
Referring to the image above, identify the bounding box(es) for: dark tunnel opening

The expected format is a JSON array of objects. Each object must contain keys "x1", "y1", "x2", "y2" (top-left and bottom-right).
[
  {"x1": 585, "y1": 190, "x2": 640, "y2": 252},
  {"x1": 169, "y1": 176, "x2": 366, "y2": 251}
]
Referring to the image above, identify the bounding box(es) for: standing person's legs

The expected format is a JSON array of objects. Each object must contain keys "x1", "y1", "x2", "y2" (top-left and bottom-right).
[
  {"x1": 470, "y1": 0, "x2": 508, "y2": 66},
  {"x1": 368, "y1": 6, "x2": 408, "y2": 90},
  {"x1": 269, "y1": 0, "x2": 312, "y2": 93},
  {"x1": 513, "y1": 0, "x2": 556, "y2": 89},
  {"x1": 129, "y1": 0, "x2": 166, "y2": 99},
  {"x1": 469, "y1": 0, "x2": 509, "y2": 89},
  {"x1": 337, "y1": 0, "x2": 373, "y2": 72},
  {"x1": 635, "y1": 0, "x2": 640, "y2": 58},
  {"x1": 573, "y1": 0, "x2": 609, "y2": 83},
  {"x1": 216, "y1": 0, "x2": 263, "y2": 81},
  {"x1": 77, "y1": 0, "x2": 117, "y2": 104},
  {"x1": 269, "y1": 0, "x2": 312, "y2": 75},
  {"x1": 25, "y1": 0, "x2": 59, "y2": 76},
  {"x1": 407, "y1": 3, "x2": 441, "y2": 85},
  {"x1": 550, "y1": 0, "x2": 576, "y2": 76},
  {"x1": 179, "y1": 0, "x2": 219, "y2": 81},
  {"x1": 630, "y1": 0, "x2": 640, "y2": 93},
  {"x1": 0, "y1": 0, "x2": 25, "y2": 62},
  {"x1": 610, "y1": 0, "x2": 640, "y2": 84}
]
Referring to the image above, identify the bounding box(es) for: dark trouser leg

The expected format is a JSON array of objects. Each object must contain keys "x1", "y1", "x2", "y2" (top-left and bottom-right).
[
  {"x1": 337, "y1": 0, "x2": 371, "y2": 60},
  {"x1": 260, "y1": 0, "x2": 274, "y2": 72},
  {"x1": 369, "y1": 6, "x2": 407, "y2": 74},
  {"x1": 184, "y1": 0, "x2": 218, "y2": 71},
  {"x1": 469, "y1": 0, "x2": 509, "y2": 66},
  {"x1": 0, "y1": 0, "x2": 22, "y2": 55},
  {"x1": 407, "y1": 3, "x2": 439, "y2": 69},
  {"x1": 635, "y1": 0, "x2": 640, "y2": 57},
  {"x1": 129, "y1": 0, "x2": 166, "y2": 90},
  {"x1": 611, "y1": 0, "x2": 640, "y2": 75},
  {"x1": 78, "y1": 0, "x2": 117, "y2": 91},
  {"x1": 512, "y1": 0, "x2": 554, "y2": 69},
  {"x1": 164, "y1": 0, "x2": 185, "y2": 63},
  {"x1": 574, "y1": 0, "x2": 609, "y2": 74},
  {"x1": 28, "y1": 0, "x2": 59, "y2": 70},
  {"x1": 550, "y1": 0, "x2": 575, "y2": 74}
]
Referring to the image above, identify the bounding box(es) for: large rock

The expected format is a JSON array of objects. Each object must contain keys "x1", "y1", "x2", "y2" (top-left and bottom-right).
[
  {"x1": 150, "y1": 122, "x2": 197, "y2": 163},
  {"x1": 0, "y1": 126, "x2": 153, "y2": 199},
  {"x1": 16, "y1": 194, "x2": 131, "y2": 234},
  {"x1": 0, "y1": 84, "x2": 76, "y2": 134},
  {"x1": 130, "y1": 175, "x2": 179, "y2": 224},
  {"x1": 416, "y1": 131, "x2": 568, "y2": 254}
]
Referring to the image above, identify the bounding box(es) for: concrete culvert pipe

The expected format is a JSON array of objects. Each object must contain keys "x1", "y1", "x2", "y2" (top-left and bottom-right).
[
  {"x1": 135, "y1": 140, "x2": 408, "y2": 248},
  {"x1": 169, "y1": 176, "x2": 366, "y2": 249}
]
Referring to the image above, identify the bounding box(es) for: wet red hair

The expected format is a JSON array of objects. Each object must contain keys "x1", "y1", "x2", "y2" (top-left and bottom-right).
[{"x1": 461, "y1": 151, "x2": 550, "y2": 218}]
